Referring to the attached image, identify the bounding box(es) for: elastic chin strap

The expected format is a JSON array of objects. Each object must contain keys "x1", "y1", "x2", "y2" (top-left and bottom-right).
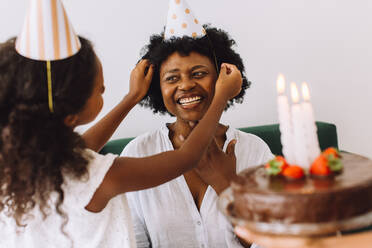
[{"x1": 46, "y1": 61, "x2": 54, "y2": 113}]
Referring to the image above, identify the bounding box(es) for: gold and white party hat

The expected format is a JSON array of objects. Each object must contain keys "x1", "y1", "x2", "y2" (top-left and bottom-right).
[
  {"x1": 16, "y1": 0, "x2": 81, "y2": 61},
  {"x1": 164, "y1": 0, "x2": 206, "y2": 40}
]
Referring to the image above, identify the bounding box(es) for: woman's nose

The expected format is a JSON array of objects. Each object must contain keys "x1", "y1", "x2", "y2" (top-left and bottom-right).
[{"x1": 178, "y1": 78, "x2": 196, "y2": 91}]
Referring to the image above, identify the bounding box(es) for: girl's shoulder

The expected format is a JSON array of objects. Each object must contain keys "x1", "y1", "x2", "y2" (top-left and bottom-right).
[{"x1": 63, "y1": 149, "x2": 118, "y2": 208}]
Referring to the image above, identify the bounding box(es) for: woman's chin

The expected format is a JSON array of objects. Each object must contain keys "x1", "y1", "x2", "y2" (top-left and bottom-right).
[
  {"x1": 178, "y1": 113, "x2": 204, "y2": 123},
  {"x1": 176, "y1": 104, "x2": 208, "y2": 119}
]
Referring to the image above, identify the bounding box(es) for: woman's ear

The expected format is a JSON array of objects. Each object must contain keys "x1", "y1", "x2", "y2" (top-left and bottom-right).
[{"x1": 64, "y1": 114, "x2": 79, "y2": 127}]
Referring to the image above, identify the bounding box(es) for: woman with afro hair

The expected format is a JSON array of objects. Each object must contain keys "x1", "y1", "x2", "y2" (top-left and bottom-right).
[{"x1": 122, "y1": 25, "x2": 273, "y2": 248}]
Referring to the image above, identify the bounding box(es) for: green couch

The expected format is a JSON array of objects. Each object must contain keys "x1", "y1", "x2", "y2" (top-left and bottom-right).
[{"x1": 100, "y1": 121, "x2": 338, "y2": 156}]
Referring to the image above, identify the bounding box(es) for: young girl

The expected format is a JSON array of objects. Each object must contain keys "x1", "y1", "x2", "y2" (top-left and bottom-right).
[{"x1": 0, "y1": 37, "x2": 242, "y2": 247}]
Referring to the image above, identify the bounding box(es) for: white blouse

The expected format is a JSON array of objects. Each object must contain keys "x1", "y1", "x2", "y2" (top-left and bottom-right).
[
  {"x1": 0, "y1": 149, "x2": 136, "y2": 248},
  {"x1": 122, "y1": 126, "x2": 273, "y2": 248}
]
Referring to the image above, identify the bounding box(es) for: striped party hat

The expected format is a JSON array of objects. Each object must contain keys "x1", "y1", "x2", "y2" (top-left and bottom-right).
[
  {"x1": 164, "y1": 0, "x2": 206, "y2": 40},
  {"x1": 16, "y1": 0, "x2": 81, "y2": 61}
]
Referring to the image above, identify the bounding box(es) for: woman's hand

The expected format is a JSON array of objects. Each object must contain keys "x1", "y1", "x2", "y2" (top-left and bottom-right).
[
  {"x1": 215, "y1": 63, "x2": 242, "y2": 102},
  {"x1": 127, "y1": 59, "x2": 154, "y2": 103},
  {"x1": 194, "y1": 138, "x2": 237, "y2": 195}
]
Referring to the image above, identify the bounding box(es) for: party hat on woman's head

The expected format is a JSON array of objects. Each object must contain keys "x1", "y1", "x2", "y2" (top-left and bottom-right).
[
  {"x1": 164, "y1": 0, "x2": 206, "y2": 40},
  {"x1": 16, "y1": 0, "x2": 81, "y2": 61}
]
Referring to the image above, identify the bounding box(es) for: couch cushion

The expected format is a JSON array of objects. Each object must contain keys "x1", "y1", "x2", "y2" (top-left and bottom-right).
[
  {"x1": 100, "y1": 137, "x2": 135, "y2": 156},
  {"x1": 238, "y1": 121, "x2": 338, "y2": 156}
]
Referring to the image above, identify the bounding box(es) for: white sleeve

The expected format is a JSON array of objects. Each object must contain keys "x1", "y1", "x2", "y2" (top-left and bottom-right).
[
  {"x1": 234, "y1": 131, "x2": 274, "y2": 172},
  {"x1": 251, "y1": 133, "x2": 274, "y2": 163},
  {"x1": 63, "y1": 149, "x2": 117, "y2": 209},
  {"x1": 120, "y1": 138, "x2": 145, "y2": 158},
  {"x1": 127, "y1": 192, "x2": 151, "y2": 248},
  {"x1": 261, "y1": 142, "x2": 275, "y2": 162}
]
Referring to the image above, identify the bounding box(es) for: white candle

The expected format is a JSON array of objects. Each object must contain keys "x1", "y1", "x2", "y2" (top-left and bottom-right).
[
  {"x1": 276, "y1": 74, "x2": 296, "y2": 164},
  {"x1": 301, "y1": 82, "x2": 321, "y2": 164},
  {"x1": 291, "y1": 82, "x2": 310, "y2": 168}
]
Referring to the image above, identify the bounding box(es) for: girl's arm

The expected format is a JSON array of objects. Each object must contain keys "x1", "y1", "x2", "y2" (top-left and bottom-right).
[
  {"x1": 82, "y1": 60, "x2": 153, "y2": 152},
  {"x1": 86, "y1": 63, "x2": 243, "y2": 212}
]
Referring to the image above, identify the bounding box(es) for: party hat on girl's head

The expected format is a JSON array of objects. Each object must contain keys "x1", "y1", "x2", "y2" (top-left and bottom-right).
[
  {"x1": 16, "y1": 0, "x2": 81, "y2": 113},
  {"x1": 16, "y1": 0, "x2": 81, "y2": 61},
  {"x1": 164, "y1": 0, "x2": 206, "y2": 40}
]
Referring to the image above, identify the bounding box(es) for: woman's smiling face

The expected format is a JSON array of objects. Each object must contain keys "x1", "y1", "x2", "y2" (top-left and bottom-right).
[{"x1": 159, "y1": 51, "x2": 218, "y2": 122}]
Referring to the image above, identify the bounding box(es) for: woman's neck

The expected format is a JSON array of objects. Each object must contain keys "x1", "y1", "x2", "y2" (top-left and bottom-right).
[{"x1": 168, "y1": 119, "x2": 228, "y2": 150}]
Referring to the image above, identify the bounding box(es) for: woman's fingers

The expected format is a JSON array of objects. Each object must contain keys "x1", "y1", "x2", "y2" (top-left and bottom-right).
[{"x1": 226, "y1": 139, "x2": 237, "y2": 157}]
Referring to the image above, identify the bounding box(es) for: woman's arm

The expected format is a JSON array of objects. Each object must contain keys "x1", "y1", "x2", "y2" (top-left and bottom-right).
[
  {"x1": 82, "y1": 60, "x2": 153, "y2": 152},
  {"x1": 86, "y1": 63, "x2": 243, "y2": 212}
]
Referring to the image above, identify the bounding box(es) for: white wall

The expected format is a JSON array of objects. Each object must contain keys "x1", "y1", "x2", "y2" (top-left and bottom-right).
[{"x1": 1, "y1": 0, "x2": 371, "y2": 158}]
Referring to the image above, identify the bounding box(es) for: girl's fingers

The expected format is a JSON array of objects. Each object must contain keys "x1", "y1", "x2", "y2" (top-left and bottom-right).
[{"x1": 145, "y1": 64, "x2": 154, "y2": 79}]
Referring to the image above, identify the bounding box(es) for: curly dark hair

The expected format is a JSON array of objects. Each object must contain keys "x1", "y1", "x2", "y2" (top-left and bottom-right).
[
  {"x1": 139, "y1": 24, "x2": 251, "y2": 115},
  {"x1": 0, "y1": 37, "x2": 97, "y2": 226}
]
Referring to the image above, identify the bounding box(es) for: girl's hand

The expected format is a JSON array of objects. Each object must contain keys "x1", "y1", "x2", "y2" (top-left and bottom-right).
[
  {"x1": 127, "y1": 59, "x2": 154, "y2": 103},
  {"x1": 215, "y1": 63, "x2": 242, "y2": 102}
]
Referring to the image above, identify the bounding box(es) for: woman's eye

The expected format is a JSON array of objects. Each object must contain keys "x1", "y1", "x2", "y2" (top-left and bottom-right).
[
  {"x1": 193, "y1": 71, "x2": 207, "y2": 78},
  {"x1": 165, "y1": 75, "x2": 178, "y2": 82}
]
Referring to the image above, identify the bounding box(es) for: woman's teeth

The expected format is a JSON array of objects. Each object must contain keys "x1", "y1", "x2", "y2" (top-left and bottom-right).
[{"x1": 179, "y1": 96, "x2": 202, "y2": 105}]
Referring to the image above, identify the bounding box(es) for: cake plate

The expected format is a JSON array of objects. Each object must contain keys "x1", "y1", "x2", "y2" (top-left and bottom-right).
[{"x1": 218, "y1": 186, "x2": 372, "y2": 237}]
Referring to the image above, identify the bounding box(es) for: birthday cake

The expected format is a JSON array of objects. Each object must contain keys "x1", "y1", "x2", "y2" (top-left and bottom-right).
[
  {"x1": 225, "y1": 75, "x2": 372, "y2": 234},
  {"x1": 231, "y1": 152, "x2": 372, "y2": 224}
]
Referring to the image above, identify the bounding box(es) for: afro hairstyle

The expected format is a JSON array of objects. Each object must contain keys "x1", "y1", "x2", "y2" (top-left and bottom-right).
[{"x1": 139, "y1": 24, "x2": 251, "y2": 115}]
